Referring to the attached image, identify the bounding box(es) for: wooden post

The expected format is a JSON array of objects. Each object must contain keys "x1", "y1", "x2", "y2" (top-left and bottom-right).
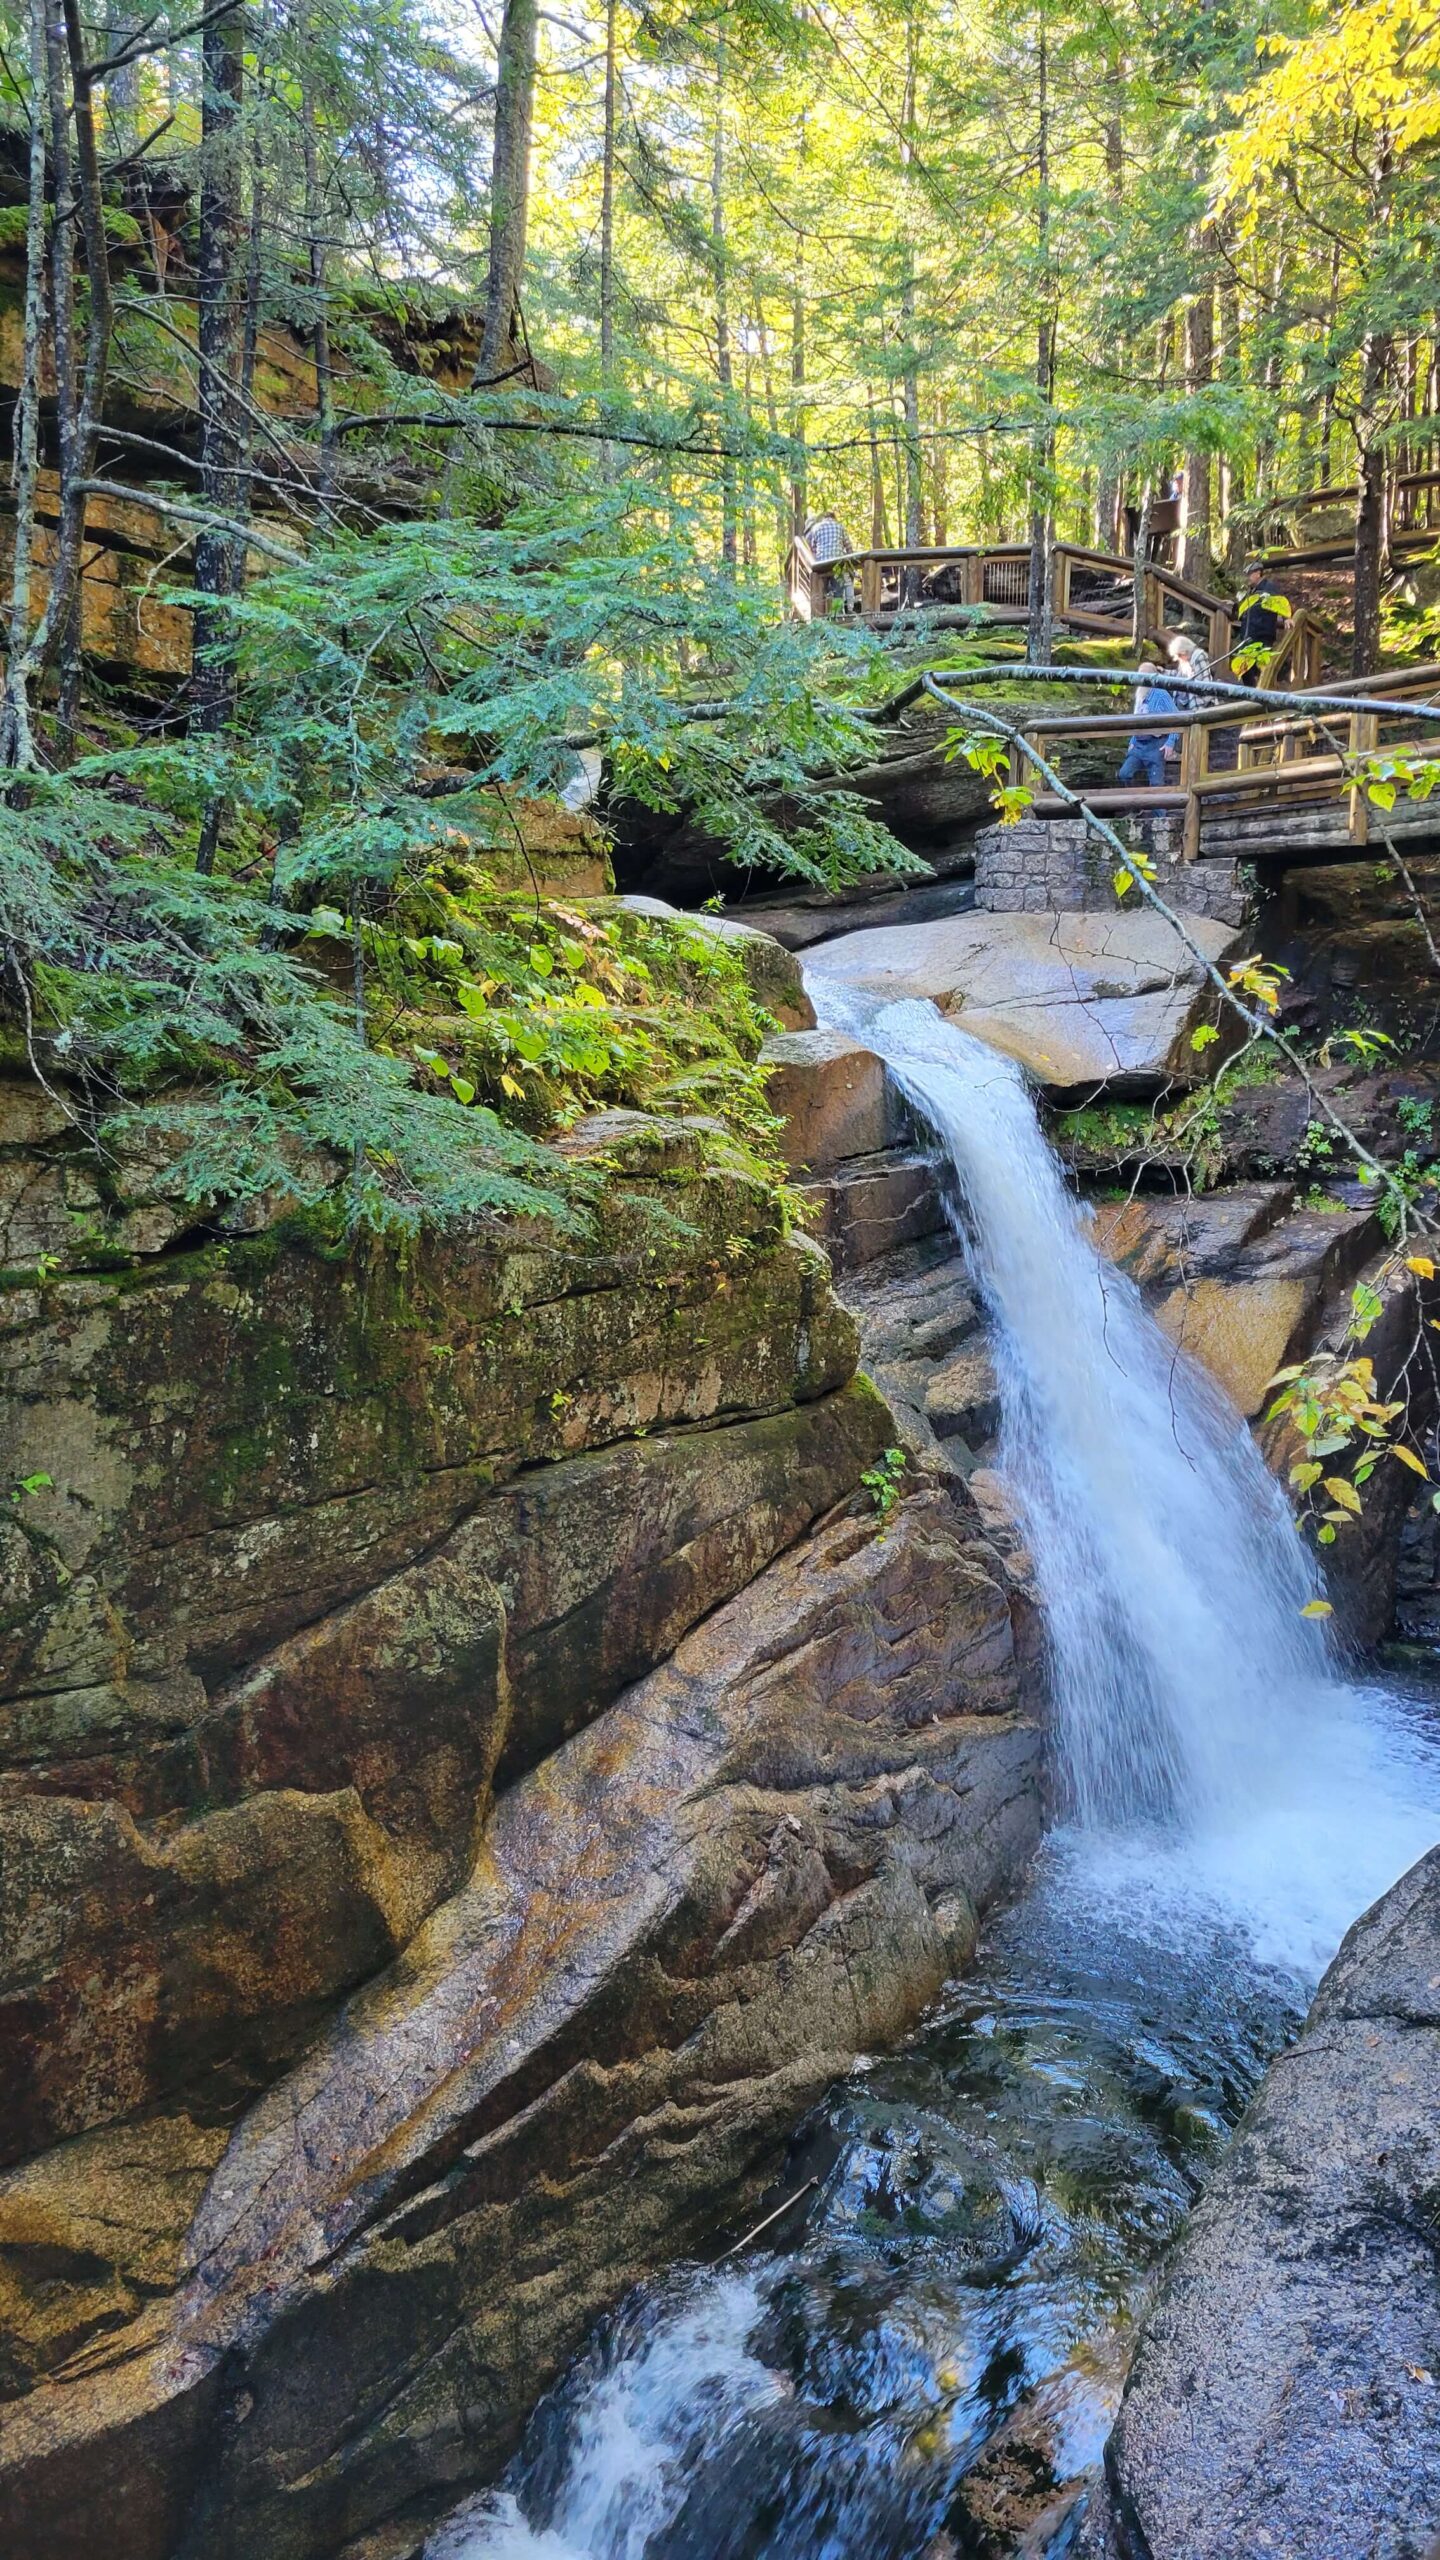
[
  {"x1": 1055, "y1": 546, "x2": 1071, "y2": 623},
  {"x1": 1180, "y1": 720, "x2": 1207, "y2": 862},
  {"x1": 964, "y1": 550, "x2": 984, "y2": 607},
  {"x1": 1347, "y1": 710, "x2": 1378, "y2": 842},
  {"x1": 860, "y1": 555, "x2": 882, "y2": 618}
]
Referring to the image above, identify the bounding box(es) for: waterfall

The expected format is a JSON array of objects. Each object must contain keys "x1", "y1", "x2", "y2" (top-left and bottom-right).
[
  {"x1": 426, "y1": 973, "x2": 1440, "y2": 2560},
  {"x1": 806, "y1": 974, "x2": 1440, "y2": 1975},
  {"x1": 808, "y1": 983, "x2": 1325, "y2": 1833}
]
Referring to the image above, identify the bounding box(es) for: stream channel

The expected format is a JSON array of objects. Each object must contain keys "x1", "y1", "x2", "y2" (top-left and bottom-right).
[{"x1": 427, "y1": 973, "x2": 1440, "y2": 2560}]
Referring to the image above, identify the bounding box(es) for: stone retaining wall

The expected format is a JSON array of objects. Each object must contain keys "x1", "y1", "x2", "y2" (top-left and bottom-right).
[{"x1": 973, "y1": 816, "x2": 1250, "y2": 928}]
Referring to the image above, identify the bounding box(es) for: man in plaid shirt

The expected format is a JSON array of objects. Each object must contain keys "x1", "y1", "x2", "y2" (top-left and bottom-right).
[{"x1": 804, "y1": 509, "x2": 852, "y2": 561}]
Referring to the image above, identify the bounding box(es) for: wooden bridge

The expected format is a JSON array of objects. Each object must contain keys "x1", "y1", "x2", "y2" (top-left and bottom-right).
[
  {"x1": 784, "y1": 534, "x2": 1326, "y2": 689},
  {"x1": 1006, "y1": 660, "x2": 1440, "y2": 865},
  {"x1": 785, "y1": 485, "x2": 1440, "y2": 863}
]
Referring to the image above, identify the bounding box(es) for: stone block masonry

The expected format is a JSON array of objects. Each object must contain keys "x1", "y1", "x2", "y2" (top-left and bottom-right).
[{"x1": 974, "y1": 816, "x2": 1251, "y2": 930}]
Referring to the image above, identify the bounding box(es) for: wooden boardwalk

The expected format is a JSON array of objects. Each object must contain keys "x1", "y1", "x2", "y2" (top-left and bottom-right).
[
  {"x1": 785, "y1": 523, "x2": 1438, "y2": 863},
  {"x1": 1012, "y1": 662, "x2": 1440, "y2": 863},
  {"x1": 785, "y1": 535, "x2": 1257, "y2": 665}
]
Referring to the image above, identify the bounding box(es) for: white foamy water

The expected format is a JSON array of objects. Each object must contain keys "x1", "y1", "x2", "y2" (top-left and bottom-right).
[
  {"x1": 425, "y1": 2273, "x2": 777, "y2": 2559},
  {"x1": 810, "y1": 980, "x2": 1440, "y2": 1975}
]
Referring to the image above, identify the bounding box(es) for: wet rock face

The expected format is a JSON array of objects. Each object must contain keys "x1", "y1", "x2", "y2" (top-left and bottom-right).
[
  {"x1": 0, "y1": 1490, "x2": 1042, "y2": 2560},
  {"x1": 0, "y1": 1072, "x2": 1045, "y2": 2560},
  {"x1": 1090, "y1": 1183, "x2": 1380, "y2": 1419},
  {"x1": 0, "y1": 1112, "x2": 866, "y2": 2166},
  {"x1": 1095, "y1": 1845, "x2": 1440, "y2": 2560}
]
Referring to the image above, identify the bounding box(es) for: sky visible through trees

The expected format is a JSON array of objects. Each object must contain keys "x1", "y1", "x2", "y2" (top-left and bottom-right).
[{"x1": 0, "y1": 0, "x2": 1437, "y2": 1239}]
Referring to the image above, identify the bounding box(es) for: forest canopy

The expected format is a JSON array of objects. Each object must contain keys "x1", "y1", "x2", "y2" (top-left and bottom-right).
[{"x1": 0, "y1": 0, "x2": 1437, "y2": 1231}]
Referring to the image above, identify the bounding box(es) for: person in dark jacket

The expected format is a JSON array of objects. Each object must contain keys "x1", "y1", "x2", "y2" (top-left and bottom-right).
[{"x1": 1232, "y1": 560, "x2": 1288, "y2": 682}]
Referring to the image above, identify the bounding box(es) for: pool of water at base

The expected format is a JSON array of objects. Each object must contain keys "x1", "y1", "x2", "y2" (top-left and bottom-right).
[{"x1": 426, "y1": 1668, "x2": 1440, "y2": 2560}]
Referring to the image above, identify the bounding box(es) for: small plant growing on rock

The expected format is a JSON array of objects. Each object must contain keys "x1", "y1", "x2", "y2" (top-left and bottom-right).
[
  {"x1": 861, "y1": 1447, "x2": 908, "y2": 1524},
  {"x1": 1267, "y1": 1270, "x2": 1435, "y2": 1559}
]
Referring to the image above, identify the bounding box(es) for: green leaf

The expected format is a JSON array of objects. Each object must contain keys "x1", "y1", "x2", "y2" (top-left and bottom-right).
[
  {"x1": 1191, "y1": 1023, "x2": 1220, "y2": 1051},
  {"x1": 450, "y1": 1075, "x2": 476, "y2": 1105}
]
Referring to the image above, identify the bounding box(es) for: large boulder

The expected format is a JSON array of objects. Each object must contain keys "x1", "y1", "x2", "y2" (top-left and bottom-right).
[
  {"x1": 0, "y1": 1062, "x2": 1048, "y2": 2558},
  {"x1": 805, "y1": 910, "x2": 1244, "y2": 1095},
  {"x1": 1095, "y1": 1845, "x2": 1440, "y2": 2560},
  {"x1": 0, "y1": 1091, "x2": 868, "y2": 2163},
  {"x1": 0, "y1": 1487, "x2": 1044, "y2": 2560},
  {"x1": 760, "y1": 1027, "x2": 905, "y2": 1173},
  {"x1": 616, "y1": 898, "x2": 816, "y2": 1028},
  {"x1": 1091, "y1": 1184, "x2": 1380, "y2": 1417}
]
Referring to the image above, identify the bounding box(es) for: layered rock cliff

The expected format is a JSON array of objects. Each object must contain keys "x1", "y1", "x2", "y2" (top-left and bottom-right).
[{"x1": 0, "y1": 1080, "x2": 1044, "y2": 2558}]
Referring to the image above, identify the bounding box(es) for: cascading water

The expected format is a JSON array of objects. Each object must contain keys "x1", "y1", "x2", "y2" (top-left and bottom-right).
[
  {"x1": 428, "y1": 974, "x2": 1440, "y2": 2560},
  {"x1": 815, "y1": 985, "x2": 1325, "y2": 1836}
]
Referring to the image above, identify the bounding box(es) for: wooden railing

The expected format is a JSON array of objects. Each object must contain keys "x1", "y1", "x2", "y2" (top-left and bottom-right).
[
  {"x1": 1005, "y1": 661, "x2": 1440, "y2": 861},
  {"x1": 784, "y1": 534, "x2": 1243, "y2": 662},
  {"x1": 1256, "y1": 464, "x2": 1440, "y2": 535},
  {"x1": 786, "y1": 539, "x2": 1034, "y2": 623}
]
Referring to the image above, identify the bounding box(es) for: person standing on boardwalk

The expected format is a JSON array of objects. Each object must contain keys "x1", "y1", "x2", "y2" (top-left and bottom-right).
[
  {"x1": 803, "y1": 509, "x2": 852, "y2": 564},
  {"x1": 1167, "y1": 630, "x2": 1212, "y2": 706},
  {"x1": 1119, "y1": 663, "x2": 1180, "y2": 788},
  {"x1": 1232, "y1": 559, "x2": 1289, "y2": 682}
]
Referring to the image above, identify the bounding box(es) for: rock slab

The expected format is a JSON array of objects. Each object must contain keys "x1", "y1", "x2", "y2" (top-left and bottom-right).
[
  {"x1": 1097, "y1": 1845, "x2": 1440, "y2": 2560},
  {"x1": 0, "y1": 1488, "x2": 1043, "y2": 2560},
  {"x1": 806, "y1": 909, "x2": 1242, "y2": 1094},
  {"x1": 760, "y1": 1026, "x2": 904, "y2": 1173}
]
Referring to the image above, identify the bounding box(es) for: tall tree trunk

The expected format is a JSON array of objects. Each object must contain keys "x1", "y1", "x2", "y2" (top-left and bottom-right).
[
  {"x1": 757, "y1": 306, "x2": 789, "y2": 564},
  {"x1": 18, "y1": 0, "x2": 114, "y2": 754},
  {"x1": 1216, "y1": 266, "x2": 1244, "y2": 567},
  {"x1": 1317, "y1": 242, "x2": 1342, "y2": 486},
  {"x1": 1182, "y1": 271, "x2": 1215, "y2": 587},
  {"x1": 599, "y1": 0, "x2": 617, "y2": 473},
  {"x1": 1353, "y1": 328, "x2": 1392, "y2": 674},
  {"x1": 711, "y1": 35, "x2": 736, "y2": 573},
  {"x1": 1131, "y1": 479, "x2": 1153, "y2": 641},
  {"x1": 790, "y1": 257, "x2": 807, "y2": 535},
  {"x1": 1252, "y1": 262, "x2": 1285, "y2": 508},
  {"x1": 599, "y1": 0, "x2": 617, "y2": 377},
  {"x1": 1093, "y1": 48, "x2": 1124, "y2": 553},
  {"x1": 1025, "y1": 11, "x2": 1054, "y2": 659},
  {"x1": 194, "y1": 0, "x2": 245, "y2": 873},
  {"x1": 866, "y1": 387, "x2": 887, "y2": 546},
  {"x1": 1, "y1": 0, "x2": 48, "y2": 769},
  {"x1": 301, "y1": 65, "x2": 333, "y2": 492},
  {"x1": 480, "y1": 0, "x2": 538, "y2": 378},
  {"x1": 899, "y1": 14, "x2": 923, "y2": 585},
  {"x1": 741, "y1": 341, "x2": 757, "y2": 570},
  {"x1": 930, "y1": 385, "x2": 949, "y2": 543},
  {"x1": 1104, "y1": 46, "x2": 1123, "y2": 197},
  {"x1": 226, "y1": 101, "x2": 267, "y2": 594}
]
